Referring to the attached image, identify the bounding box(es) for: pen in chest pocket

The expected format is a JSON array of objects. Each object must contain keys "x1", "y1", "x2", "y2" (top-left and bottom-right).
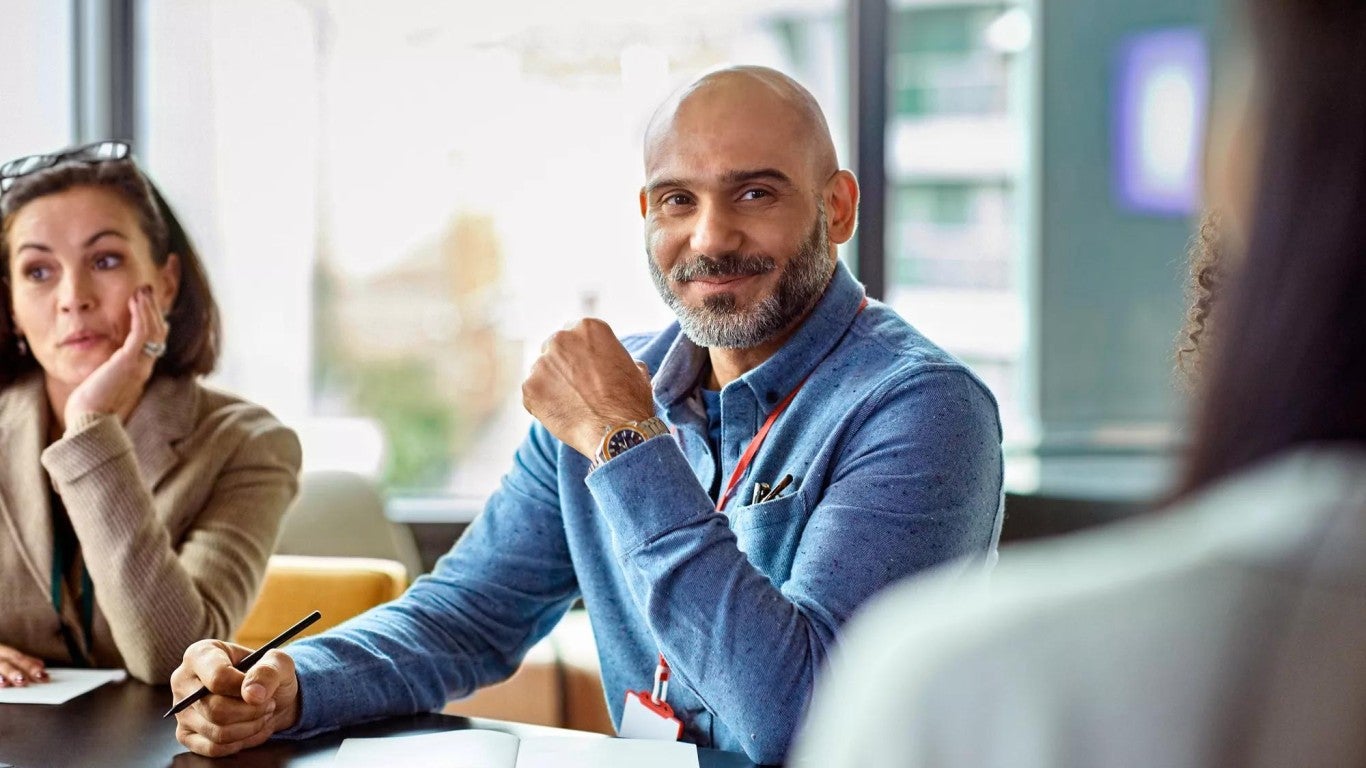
[
  {"x1": 746, "y1": 474, "x2": 793, "y2": 506},
  {"x1": 751, "y1": 482, "x2": 770, "y2": 505},
  {"x1": 759, "y1": 474, "x2": 793, "y2": 503}
]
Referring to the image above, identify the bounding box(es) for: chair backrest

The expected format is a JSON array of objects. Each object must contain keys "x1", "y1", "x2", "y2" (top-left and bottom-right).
[
  {"x1": 233, "y1": 555, "x2": 408, "y2": 648},
  {"x1": 1001, "y1": 492, "x2": 1149, "y2": 543},
  {"x1": 275, "y1": 470, "x2": 424, "y2": 579}
]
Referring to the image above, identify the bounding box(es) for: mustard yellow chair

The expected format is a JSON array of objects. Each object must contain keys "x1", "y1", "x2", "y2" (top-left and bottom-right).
[{"x1": 234, "y1": 554, "x2": 408, "y2": 649}]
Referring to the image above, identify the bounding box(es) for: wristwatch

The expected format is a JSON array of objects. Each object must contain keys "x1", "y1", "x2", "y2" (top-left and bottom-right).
[{"x1": 591, "y1": 416, "x2": 669, "y2": 470}]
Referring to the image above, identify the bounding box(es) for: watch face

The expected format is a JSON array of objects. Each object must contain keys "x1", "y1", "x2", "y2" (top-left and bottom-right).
[{"x1": 605, "y1": 427, "x2": 647, "y2": 458}]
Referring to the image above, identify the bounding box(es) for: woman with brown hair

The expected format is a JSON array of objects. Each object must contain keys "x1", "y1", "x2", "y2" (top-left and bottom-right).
[
  {"x1": 0, "y1": 142, "x2": 300, "y2": 685},
  {"x1": 795, "y1": 0, "x2": 1366, "y2": 765}
]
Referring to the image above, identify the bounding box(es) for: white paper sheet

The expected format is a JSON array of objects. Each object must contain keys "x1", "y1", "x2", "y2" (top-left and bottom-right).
[
  {"x1": 335, "y1": 730, "x2": 521, "y2": 768},
  {"x1": 514, "y1": 736, "x2": 698, "y2": 768},
  {"x1": 333, "y1": 730, "x2": 699, "y2": 768},
  {"x1": 0, "y1": 668, "x2": 127, "y2": 705}
]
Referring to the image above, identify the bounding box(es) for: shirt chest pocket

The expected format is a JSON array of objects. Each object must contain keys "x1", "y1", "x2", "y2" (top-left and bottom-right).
[{"x1": 729, "y1": 491, "x2": 809, "y2": 585}]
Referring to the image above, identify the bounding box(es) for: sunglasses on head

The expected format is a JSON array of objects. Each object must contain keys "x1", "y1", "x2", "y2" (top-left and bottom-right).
[{"x1": 0, "y1": 140, "x2": 132, "y2": 194}]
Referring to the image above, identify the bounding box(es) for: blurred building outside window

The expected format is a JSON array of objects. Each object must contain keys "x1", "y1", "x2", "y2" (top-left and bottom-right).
[
  {"x1": 137, "y1": 0, "x2": 850, "y2": 516},
  {"x1": 136, "y1": 0, "x2": 1033, "y2": 514},
  {"x1": 4, "y1": 2, "x2": 1216, "y2": 509},
  {"x1": 9, "y1": 0, "x2": 1036, "y2": 516},
  {"x1": 885, "y1": 0, "x2": 1031, "y2": 451}
]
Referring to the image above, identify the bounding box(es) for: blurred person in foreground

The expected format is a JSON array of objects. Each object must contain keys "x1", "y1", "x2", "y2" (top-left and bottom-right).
[
  {"x1": 0, "y1": 142, "x2": 301, "y2": 685},
  {"x1": 795, "y1": 1, "x2": 1366, "y2": 766},
  {"x1": 170, "y1": 66, "x2": 1004, "y2": 763}
]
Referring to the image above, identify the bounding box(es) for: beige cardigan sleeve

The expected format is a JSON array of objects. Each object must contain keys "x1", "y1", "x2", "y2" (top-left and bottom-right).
[{"x1": 40, "y1": 409, "x2": 301, "y2": 683}]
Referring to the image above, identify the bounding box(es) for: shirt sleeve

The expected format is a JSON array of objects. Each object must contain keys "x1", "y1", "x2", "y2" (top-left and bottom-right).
[
  {"x1": 585, "y1": 367, "x2": 1003, "y2": 764},
  {"x1": 42, "y1": 411, "x2": 300, "y2": 684},
  {"x1": 280, "y1": 423, "x2": 581, "y2": 739}
]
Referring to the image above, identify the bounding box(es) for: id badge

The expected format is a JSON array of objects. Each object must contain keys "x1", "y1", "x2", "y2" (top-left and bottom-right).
[{"x1": 619, "y1": 689, "x2": 683, "y2": 741}]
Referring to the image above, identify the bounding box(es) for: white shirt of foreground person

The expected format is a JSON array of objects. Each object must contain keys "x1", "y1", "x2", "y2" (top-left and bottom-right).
[{"x1": 793, "y1": 447, "x2": 1366, "y2": 768}]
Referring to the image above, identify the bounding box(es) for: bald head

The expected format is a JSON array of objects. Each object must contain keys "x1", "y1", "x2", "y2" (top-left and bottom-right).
[
  {"x1": 644, "y1": 66, "x2": 839, "y2": 182},
  {"x1": 637, "y1": 64, "x2": 862, "y2": 318}
]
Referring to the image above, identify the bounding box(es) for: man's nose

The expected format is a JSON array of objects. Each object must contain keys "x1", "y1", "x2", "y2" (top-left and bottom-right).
[
  {"x1": 58, "y1": 272, "x2": 95, "y2": 313},
  {"x1": 689, "y1": 201, "x2": 743, "y2": 258}
]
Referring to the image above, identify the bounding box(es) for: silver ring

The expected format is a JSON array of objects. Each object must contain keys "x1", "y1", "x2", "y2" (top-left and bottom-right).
[{"x1": 142, "y1": 340, "x2": 167, "y2": 359}]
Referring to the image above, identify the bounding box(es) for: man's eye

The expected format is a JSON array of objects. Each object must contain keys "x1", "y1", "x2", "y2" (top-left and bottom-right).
[
  {"x1": 663, "y1": 193, "x2": 693, "y2": 206},
  {"x1": 740, "y1": 189, "x2": 769, "y2": 201}
]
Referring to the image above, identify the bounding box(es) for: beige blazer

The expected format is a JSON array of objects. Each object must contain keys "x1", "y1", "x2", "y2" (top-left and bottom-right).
[{"x1": 0, "y1": 372, "x2": 300, "y2": 683}]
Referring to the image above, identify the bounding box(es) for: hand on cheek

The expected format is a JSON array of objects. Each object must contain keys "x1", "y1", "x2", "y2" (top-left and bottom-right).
[{"x1": 63, "y1": 285, "x2": 169, "y2": 429}]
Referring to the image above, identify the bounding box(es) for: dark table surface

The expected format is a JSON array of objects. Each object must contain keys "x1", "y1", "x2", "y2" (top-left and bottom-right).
[{"x1": 0, "y1": 680, "x2": 760, "y2": 768}]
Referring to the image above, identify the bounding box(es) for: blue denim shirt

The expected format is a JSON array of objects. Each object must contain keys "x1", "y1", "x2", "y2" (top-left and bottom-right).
[{"x1": 281, "y1": 262, "x2": 1004, "y2": 763}]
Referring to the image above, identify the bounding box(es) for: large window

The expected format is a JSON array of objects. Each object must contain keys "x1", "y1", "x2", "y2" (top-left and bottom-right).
[
  {"x1": 0, "y1": 1, "x2": 75, "y2": 161},
  {"x1": 138, "y1": 0, "x2": 845, "y2": 501},
  {"x1": 892, "y1": 4, "x2": 1011, "y2": 117},
  {"x1": 884, "y1": 0, "x2": 1029, "y2": 441},
  {"x1": 891, "y1": 181, "x2": 1012, "y2": 290},
  {"x1": 2, "y1": 0, "x2": 1223, "y2": 510}
]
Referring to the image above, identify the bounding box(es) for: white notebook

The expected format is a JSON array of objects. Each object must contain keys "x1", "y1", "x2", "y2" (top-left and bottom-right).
[
  {"x1": 334, "y1": 729, "x2": 698, "y2": 768},
  {"x1": 0, "y1": 668, "x2": 126, "y2": 705}
]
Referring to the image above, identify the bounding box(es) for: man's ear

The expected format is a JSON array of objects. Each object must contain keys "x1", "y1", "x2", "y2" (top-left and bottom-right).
[
  {"x1": 638, "y1": 188, "x2": 648, "y2": 219},
  {"x1": 158, "y1": 253, "x2": 182, "y2": 312},
  {"x1": 823, "y1": 170, "x2": 860, "y2": 245}
]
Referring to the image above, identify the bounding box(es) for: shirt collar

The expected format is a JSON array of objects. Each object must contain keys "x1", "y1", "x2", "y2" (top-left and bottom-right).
[{"x1": 653, "y1": 260, "x2": 866, "y2": 411}]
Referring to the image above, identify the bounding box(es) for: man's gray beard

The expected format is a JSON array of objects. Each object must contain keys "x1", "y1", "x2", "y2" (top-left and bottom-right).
[{"x1": 648, "y1": 209, "x2": 834, "y2": 350}]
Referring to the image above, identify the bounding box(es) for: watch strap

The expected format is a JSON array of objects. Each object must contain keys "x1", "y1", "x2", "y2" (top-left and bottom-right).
[{"x1": 591, "y1": 416, "x2": 668, "y2": 470}]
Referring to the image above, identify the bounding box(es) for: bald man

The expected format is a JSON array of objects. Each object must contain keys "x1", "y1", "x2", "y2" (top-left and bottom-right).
[{"x1": 170, "y1": 67, "x2": 1003, "y2": 763}]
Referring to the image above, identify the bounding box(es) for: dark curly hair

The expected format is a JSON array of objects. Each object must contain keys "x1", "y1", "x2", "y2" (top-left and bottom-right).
[
  {"x1": 0, "y1": 154, "x2": 221, "y2": 386},
  {"x1": 1175, "y1": 211, "x2": 1225, "y2": 386}
]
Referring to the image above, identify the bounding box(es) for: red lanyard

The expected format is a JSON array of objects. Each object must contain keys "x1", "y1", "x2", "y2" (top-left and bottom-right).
[
  {"x1": 648, "y1": 295, "x2": 869, "y2": 722},
  {"x1": 714, "y1": 296, "x2": 867, "y2": 512}
]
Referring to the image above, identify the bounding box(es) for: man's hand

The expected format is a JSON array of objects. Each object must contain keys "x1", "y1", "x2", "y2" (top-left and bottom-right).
[
  {"x1": 522, "y1": 318, "x2": 656, "y2": 458},
  {"x1": 171, "y1": 639, "x2": 301, "y2": 758}
]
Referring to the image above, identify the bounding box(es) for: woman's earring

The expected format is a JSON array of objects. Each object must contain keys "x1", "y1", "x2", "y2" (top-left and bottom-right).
[{"x1": 16, "y1": 336, "x2": 28, "y2": 356}]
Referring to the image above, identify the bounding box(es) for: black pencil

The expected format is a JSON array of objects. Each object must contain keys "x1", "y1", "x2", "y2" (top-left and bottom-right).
[{"x1": 163, "y1": 610, "x2": 322, "y2": 718}]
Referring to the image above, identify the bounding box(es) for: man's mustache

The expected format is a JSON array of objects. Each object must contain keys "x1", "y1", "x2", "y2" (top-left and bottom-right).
[{"x1": 671, "y1": 253, "x2": 776, "y2": 282}]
